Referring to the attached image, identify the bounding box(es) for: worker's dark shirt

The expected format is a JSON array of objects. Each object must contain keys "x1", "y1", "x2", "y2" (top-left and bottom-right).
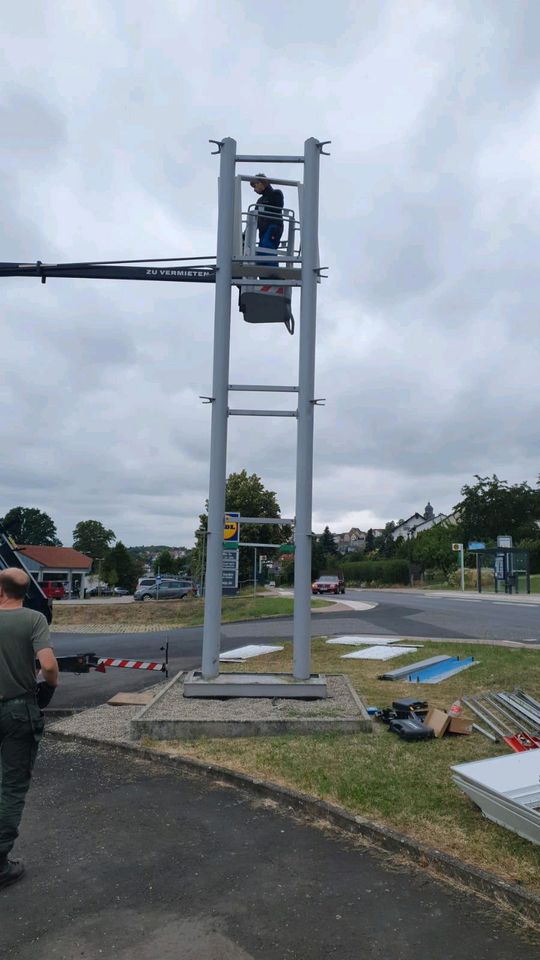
[
  {"x1": 0, "y1": 608, "x2": 51, "y2": 700},
  {"x1": 255, "y1": 185, "x2": 284, "y2": 238}
]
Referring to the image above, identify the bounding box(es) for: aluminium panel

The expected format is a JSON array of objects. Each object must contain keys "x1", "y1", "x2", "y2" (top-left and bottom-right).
[
  {"x1": 326, "y1": 635, "x2": 403, "y2": 646},
  {"x1": 219, "y1": 644, "x2": 284, "y2": 662},
  {"x1": 341, "y1": 646, "x2": 418, "y2": 661},
  {"x1": 379, "y1": 655, "x2": 451, "y2": 681}
]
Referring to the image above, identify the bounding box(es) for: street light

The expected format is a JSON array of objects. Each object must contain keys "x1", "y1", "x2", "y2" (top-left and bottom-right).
[{"x1": 95, "y1": 558, "x2": 103, "y2": 597}]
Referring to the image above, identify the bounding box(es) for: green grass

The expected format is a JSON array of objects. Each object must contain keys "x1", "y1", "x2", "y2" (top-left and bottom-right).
[
  {"x1": 51, "y1": 594, "x2": 330, "y2": 627},
  {"x1": 154, "y1": 638, "x2": 540, "y2": 894}
]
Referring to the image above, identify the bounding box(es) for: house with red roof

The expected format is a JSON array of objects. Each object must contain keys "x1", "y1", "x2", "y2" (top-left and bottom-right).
[{"x1": 15, "y1": 545, "x2": 92, "y2": 598}]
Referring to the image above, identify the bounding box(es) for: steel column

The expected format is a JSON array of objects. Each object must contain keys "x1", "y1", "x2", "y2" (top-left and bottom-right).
[
  {"x1": 201, "y1": 137, "x2": 236, "y2": 679},
  {"x1": 292, "y1": 138, "x2": 321, "y2": 680}
]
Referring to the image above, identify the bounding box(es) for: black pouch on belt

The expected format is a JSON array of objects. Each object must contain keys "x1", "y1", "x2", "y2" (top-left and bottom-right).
[{"x1": 36, "y1": 681, "x2": 56, "y2": 709}]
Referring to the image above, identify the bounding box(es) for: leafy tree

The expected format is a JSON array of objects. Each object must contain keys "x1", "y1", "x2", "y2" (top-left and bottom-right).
[
  {"x1": 194, "y1": 470, "x2": 292, "y2": 586},
  {"x1": 374, "y1": 521, "x2": 396, "y2": 558},
  {"x1": 455, "y1": 475, "x2": 540, "y2": 543},
  {"x1": 72, "y1": 520, "x2": 116, "y2": 565},
  {"x1": 365, "y1": 528, "x2": 375, "y2": 552},
  {"x1": 395, "y1": 520, "x2": 457, "y2": 576},
  {"x1": 318, "y1": 525, "x2": 338, "y2": 556},
  {"x1": 153, "y1": 549, "x2": 179, "y2": 576},
  {"x1": 103, "y1": 541, "x2": 138, "y2": 590},
  {"x1": 1, "y1": 506, "x2": 61, "y2": 546}
]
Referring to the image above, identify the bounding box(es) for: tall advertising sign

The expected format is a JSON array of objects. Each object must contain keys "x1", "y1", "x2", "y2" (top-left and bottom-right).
[{"x1": 222, "y1": 512, "x2": 240, "y2": 593}]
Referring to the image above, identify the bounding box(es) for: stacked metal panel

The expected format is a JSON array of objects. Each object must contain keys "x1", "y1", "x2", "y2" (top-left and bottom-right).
[
  {"x1": 451, "y1": 751, "x2": 540, "y2": 846},
  {"x1": 378, "y1": 655, "x2": 477, "y2": 683}
]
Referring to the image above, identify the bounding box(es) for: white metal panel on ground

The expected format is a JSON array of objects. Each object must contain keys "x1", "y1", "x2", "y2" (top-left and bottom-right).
[
  {"x1": 219, "y1": 644, "x2": 284, "y2": 662},
  {"x1": 326, "y1": 636, "x2": 403, "y2": 646},
  {"x1": 452, "y1": 750, "x2": 540, "y2": 794},
  {"x1": 340, "y1": 646, "x2": 418, "y2": 661},
  {"x1": 452, "y1": 779, "x2": 540, "y2": 845},
  {"x1": 451, "y1": 751, "x2": 540, "y2": 846}
]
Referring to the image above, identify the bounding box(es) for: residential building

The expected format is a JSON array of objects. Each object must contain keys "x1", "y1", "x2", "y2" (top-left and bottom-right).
[
  {"x1": 333, "y1": 528, "x2": 367, "y2": 554},
  {"x1": 16, "y1": 545, "x2": 92, "y2": 598}
]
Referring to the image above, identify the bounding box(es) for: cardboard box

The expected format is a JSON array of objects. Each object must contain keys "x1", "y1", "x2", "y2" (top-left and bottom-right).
[
  {"x1": 424, "y1": 707, "x2": 450, "y2": 738},
  {"x1": 448, "y1": 715, "x2": 473, "y2": 735}
]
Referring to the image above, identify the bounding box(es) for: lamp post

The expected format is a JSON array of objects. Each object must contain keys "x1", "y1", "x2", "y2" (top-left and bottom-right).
[{"x1": 96, "y1": 558, "x2": 103, "y2": 597}]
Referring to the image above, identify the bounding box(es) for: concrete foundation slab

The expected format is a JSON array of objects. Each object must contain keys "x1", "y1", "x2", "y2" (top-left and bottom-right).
[
  {"x1": 183, "y1": 670, "x2": 327, "y2": 698},
  {"x1": 131, "y1": 673, "x2": 372, "y2": 741}
]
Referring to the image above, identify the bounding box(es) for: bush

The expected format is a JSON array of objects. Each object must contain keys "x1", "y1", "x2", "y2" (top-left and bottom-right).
[{"x1": 341, "y1": 559, "x2": 409, "y2": 586}]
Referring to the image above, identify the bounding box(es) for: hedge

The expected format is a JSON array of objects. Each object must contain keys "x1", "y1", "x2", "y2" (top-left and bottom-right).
[{"x1": 339, "y1": 559, "x2": 409, "y2": 586}]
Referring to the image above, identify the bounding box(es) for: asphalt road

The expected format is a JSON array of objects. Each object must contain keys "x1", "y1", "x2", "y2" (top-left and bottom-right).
[
  {"x1": 2, "y1": 738, "x2": 537, "y2": 959},
  {"x1": 48, "y1": 589, "x2": 539, "y2": 709}
]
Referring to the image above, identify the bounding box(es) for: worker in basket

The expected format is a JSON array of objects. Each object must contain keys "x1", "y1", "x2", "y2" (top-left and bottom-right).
[{"x1": 250, "y1": 173, "x2": 284, "y2": 266}]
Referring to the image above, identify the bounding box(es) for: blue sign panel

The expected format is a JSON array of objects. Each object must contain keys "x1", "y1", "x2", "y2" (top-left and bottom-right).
[{"x1": 468, "y1": 541, "x2": 485, "y2": 551}]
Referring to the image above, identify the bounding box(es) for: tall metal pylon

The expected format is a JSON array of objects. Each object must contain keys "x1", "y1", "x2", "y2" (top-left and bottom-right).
[{"x1": 194, "y1": 137, "x2": 329, "y2": 698}]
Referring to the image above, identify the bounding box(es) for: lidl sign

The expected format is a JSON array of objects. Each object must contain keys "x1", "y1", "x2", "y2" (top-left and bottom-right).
[{"x1": 223, "y1": 512, "x2": 240, "y2": 543}]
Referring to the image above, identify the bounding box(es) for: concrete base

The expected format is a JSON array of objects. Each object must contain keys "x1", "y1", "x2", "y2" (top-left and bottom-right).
[
  {"x1": 131, "y1": 673, "x2": 372, "y2": 741},
  {"x1": 183, "y1": 671, "x2": 327, "y2": 699}
]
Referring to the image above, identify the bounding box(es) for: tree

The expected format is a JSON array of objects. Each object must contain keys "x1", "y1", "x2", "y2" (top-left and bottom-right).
[
  {"x1": 318, "y1": 526, "x2": 338, "y2": 556},
  {"x1": 455, "y1": 475, "x2": 540, "y2": 543},
  {"x1": 395, "y1": 520, "x2": 457, "y2": 576},
  {"x1": 365, "y1": 528, "x2": 375, "y2": 552},
  {"x1": 374, "y1": 522, "x2": 396, "y2": 558},
  {"x1": 102, "y1": 541, "x2": 138, "y2": 590},
  {"x1": 194, "y1": 470, "x2": 292, "y2": 586},
  {"x1": 72, "y1": 520, "x2": 116, "y2": 565},
  {"x1": 1, "y1": 506, "x2": 61, "y2": 546},
  {"x1": 153, "y1": 549, "x2": 178, "y2": 576}
]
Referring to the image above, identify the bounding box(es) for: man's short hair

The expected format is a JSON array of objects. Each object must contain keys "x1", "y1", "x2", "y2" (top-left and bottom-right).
[
  {"x1": 250, "y1": 172, "x2": 270, "y2": 187},
  {"x1": 0, "y1": 568, "x2": 29, "y2": 600}
]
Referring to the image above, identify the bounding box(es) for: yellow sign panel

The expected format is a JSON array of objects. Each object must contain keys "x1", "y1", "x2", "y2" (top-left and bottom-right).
[{"x1": 223, "y1": 513, "x2": 240, "y2": 542}]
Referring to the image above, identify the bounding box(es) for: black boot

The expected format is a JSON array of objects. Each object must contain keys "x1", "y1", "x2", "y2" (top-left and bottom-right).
[{"x1": 0, "y1": 854, "x2": 25, "y2": 889}]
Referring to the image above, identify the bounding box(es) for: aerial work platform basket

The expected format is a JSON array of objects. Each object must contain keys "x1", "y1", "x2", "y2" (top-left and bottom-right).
[{"x1": 233, "y1": 174, "x2": 316, "y2": 334}]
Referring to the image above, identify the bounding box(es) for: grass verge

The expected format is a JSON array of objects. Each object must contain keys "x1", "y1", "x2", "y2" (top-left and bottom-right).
[
  {"x1": 150, "y1": 638, "x2": 540, "y2": 895},
  {"x1": 51, "y1": 594, "x2": 331, "y2": 627}
]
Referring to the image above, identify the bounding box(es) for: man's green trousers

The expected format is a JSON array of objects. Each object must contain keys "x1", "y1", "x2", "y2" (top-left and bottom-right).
[{"x1": 0, "y1": 696, "x2": 44, "y2": 855}]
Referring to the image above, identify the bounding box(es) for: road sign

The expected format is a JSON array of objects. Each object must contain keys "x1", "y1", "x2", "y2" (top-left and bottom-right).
[
  {"x1": 452, "y1": 543, "x2": 463, "y2": 552},
  {"x1": 280, "y1": 544, "x2": 295, "y2": 553},
  {"x1": 497, "y1": 535, "x2": 513, "y2": 549},
  {"x1": 222, "y1": 512, "x2": 240, "y2": 590},
  {"x1": 468, "y1": 542, "x2": 485, "y2": 551},
  {"x1": 222, "y1": 548, "x2": 239, "y2": 590}
]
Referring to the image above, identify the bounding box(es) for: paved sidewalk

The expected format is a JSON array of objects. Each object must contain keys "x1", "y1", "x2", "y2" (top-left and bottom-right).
[{"x1": 2, "y1": 738, "x2": 538, "y2": 959}]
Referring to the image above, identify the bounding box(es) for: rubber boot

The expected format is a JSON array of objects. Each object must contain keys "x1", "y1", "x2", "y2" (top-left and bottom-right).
[{"x1": 0, "y1": 853, "x2": 25, "y2": 889}]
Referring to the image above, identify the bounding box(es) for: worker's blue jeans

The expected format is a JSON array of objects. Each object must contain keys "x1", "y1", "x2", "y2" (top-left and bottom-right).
[
  {"x1": 0, "y1": 696, "x2": 43, "y2": 855},
  {"x1": 258, "y1": 225, "x2": 283, "y2": 268}
]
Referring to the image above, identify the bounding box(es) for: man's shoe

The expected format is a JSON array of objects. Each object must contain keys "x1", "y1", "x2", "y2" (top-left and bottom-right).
[{"x1": 0, "y1": 858, "x2": 25, "y2": 889}]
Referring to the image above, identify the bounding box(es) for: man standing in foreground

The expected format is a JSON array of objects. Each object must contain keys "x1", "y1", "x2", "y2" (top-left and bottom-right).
[{"x1": 0, "y1": 567, "x2": 58, "y2": 889}]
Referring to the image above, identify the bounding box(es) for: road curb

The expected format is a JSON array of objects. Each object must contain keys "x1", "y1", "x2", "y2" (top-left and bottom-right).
[{"x1": 47, "y1": 727, "x2": 540, "y2": 927}]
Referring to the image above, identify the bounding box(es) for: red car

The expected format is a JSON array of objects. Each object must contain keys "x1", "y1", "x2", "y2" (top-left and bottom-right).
[
  {"x1": 41, "y1": 581, "x2": 65, "y2": 600},
  {"x1": 311, "y1": 574, "x2": 345, "y2": 595}
]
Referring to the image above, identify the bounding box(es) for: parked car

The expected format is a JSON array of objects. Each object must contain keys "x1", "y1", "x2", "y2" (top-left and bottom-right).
[
  {"x1": 41, "y1": 581, "x2": 65, "y2": 600},
  {"x1": 86, "y1": 584, "x2": 113, "y2": 597},
  {"x1": 311, "y1": 574, "x2": 345, "y2": 595},
  {"x1": 113, "y1": 587, "x2": 130, "y2": 596},
  {"x1": 133, "y1": 579, "x2": 193, "y2": 601}
]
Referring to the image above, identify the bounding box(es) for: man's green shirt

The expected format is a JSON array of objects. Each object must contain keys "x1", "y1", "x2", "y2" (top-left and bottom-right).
[{"x1": 0, "y1": 608, "x2": 52, "y2": 700}]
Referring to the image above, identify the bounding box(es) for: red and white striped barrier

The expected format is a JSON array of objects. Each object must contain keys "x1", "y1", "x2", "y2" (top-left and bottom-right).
[{"x1": 96, "y1": 657, "x2": 165, "y2": 672}]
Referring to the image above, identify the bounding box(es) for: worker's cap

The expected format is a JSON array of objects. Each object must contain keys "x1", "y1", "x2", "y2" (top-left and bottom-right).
[{"x1": 249, "y1": 172, "x2": 269, "y2": 186}]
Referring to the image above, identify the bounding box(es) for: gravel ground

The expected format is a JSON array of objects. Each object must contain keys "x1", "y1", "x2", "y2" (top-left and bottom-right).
[
  {"x1": 47, "y1": 674, "x2": 367, "y2": 745},
  {"x1": 140, "y1": 673, "x2": 365, "y2": 721},
  {"x1": 48, "y1": 679, "x2": 169, "y2": 742}
]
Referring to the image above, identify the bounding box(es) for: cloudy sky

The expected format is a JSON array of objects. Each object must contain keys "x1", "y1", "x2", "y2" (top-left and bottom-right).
[{"x1": 2, "y1": 0, "x2": 539, "y2": 548}]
